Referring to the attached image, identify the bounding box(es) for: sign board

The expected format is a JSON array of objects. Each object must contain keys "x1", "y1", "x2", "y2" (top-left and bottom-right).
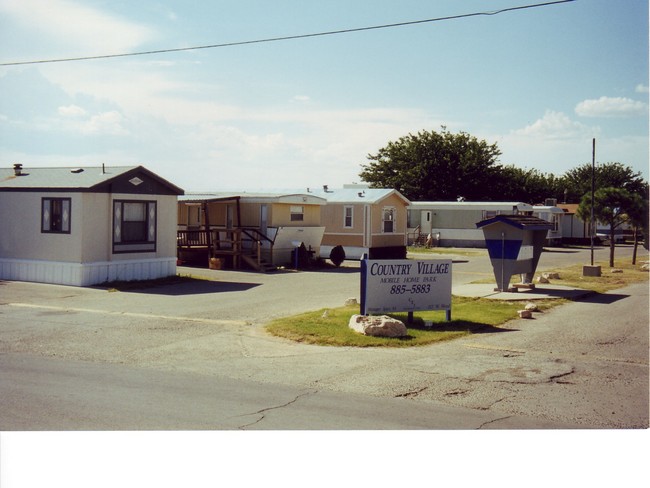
[{"x1": 360, "y1": 258, "x2": 452, "y2": 316}]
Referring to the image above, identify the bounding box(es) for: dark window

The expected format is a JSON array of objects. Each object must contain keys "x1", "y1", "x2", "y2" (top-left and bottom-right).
[
  {"x1": 42, "y1": 198, "x2": 71, "y2": 234},
  {"x1": 113, "y1": 200, "x2": 157, "y2": 253},
  {"x1": 382, "y1": 207, "x2": 395, "y2": 233}
]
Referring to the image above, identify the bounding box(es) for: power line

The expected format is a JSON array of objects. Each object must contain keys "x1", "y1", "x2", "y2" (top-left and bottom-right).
[{"x1": 0, "y1": 0, "x2": 576, "y2": 67}]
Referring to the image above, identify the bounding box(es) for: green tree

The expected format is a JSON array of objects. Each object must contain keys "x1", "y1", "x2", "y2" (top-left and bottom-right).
[
  {"x1": 577, "y1": 187, "x2": 641, "y2": 267},
  {"x1": 359, "y1": 127, "x2": 502, "y2": 201},
  {"x1": 562, "y1": 162, "x2": 647, "y2": 203},
  {"x1": 494, "y1": 166, "x2": 564, "y2": 203},
  {"x1": 624, "y1": 195, "x2": 649, "y2": 263}
]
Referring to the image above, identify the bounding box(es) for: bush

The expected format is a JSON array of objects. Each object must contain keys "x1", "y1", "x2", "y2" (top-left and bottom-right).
[{"x1": 330, "y1": 245, "x2": 346, "y2": 267}]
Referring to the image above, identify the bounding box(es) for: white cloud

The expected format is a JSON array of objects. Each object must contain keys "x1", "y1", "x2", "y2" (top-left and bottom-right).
[
  {"x1": 575, "y1": 96, "x2": 648, "y2": 117},
  {"x1": 58, "y1": 104, "x2": 86, "y2": 117},
  {"x1": 80, "y1": 111, "x2": 128, "y2": 135},
  {"x1": 635, "y1": 84, "x2": 649, "y2": 94},
  {"x1": 513, "y1": 110, "x2": 595, "y2": 140},
  {"x1": 0, "y1": 0, "x2": 155, "y2": 55}
]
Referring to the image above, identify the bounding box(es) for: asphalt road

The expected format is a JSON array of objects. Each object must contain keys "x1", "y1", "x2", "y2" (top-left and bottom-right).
[{"x1": 0, "y1": 245, "x2": 648, "y2": 430}]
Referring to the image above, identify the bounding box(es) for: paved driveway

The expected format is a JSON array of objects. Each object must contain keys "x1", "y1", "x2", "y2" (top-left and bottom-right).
[{"x1": 1, "y1": 245, "x2": 647, "y2": 428}]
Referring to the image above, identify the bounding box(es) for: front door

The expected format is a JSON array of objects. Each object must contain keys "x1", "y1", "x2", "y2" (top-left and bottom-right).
[
  {"x1": 420, "y1": 210, "x2": 432, "y2": 234},
  {"x1": 260, "y1": 205, "x2": 268, "y2": 236}
]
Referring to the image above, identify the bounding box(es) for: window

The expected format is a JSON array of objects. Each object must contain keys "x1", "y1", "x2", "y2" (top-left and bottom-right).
[
  {"x1": 113, "y1": 200, "x2": 156, "y2": 253},
  {"x1": 344, "y1": 206, "x2": 353, "y2": 228},
  {"x1": 290, "y1": 205, "x2": 304, "y2": 222},
  {"x1": 382, "y1": 207, "x2": 395, "y2": 233},
  {"x1": 42, "y1": 198, "x2": 71, "y2": 233}
]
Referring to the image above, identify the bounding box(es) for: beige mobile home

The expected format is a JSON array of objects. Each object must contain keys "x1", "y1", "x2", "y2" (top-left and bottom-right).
[
  {"x1": 305, "y1": 185, "x2": 410, "y2": 260},
  {"x1": 407, "y1": 201, "x2": 534, "y2": 247},
  {"x1": 0, "y1": 164, "x2": 183, "y2": 286},
  {"x1": 178, "y1": 192, "x2": 326, "y2": 270}
]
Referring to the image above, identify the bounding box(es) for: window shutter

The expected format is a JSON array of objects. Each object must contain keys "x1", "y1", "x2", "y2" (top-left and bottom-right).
[
  {"x1": 113, "y1": 201, "x2": 122, "y2": 243},
  {"x1": 148, "y1": 202, "x2": 156, "y2": 242}
]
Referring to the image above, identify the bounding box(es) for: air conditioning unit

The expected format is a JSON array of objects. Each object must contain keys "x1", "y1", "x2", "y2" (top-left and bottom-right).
[{"x1": 544, "y1": 198, "x2": 558, "y2": 207}]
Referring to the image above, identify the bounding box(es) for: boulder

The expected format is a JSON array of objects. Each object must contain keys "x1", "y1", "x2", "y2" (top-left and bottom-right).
[
  {"x1": 349, "y1": 315, "x2": 407, "y2": 337},
  {"x1": 524, "y1": 302, "x2": 539, "y2": 312},
  {"x1": 518, "y1": 310, "x2": 533, "y2": 319},
  {"x1": 344, "y1": 298, "x2": 358, "y2": 306},
  {"x1": 536, "y1": 276, "x2": 550, "y2": 284},
  {"x1": 542, "y1": 272, "x2": 560, "y2": 280}
]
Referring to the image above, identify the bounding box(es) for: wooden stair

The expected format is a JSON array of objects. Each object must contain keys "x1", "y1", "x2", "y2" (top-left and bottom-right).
[{"x1": 241, "y1": 253, "x2": 276, "y2": 273}]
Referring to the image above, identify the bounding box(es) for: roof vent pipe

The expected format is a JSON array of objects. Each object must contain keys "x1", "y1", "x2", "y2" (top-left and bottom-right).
[
  {"x1": 13, "y1": 163, "x2": 22, "y2": 176},
  {"x1": 323, "y1": 185, "x2": 328, "y2": 192}
]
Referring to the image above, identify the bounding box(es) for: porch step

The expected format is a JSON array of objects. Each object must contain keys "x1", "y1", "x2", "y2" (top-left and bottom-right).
[{"x1": 241, "y1": 254, "x2": 277, "y2": 273}]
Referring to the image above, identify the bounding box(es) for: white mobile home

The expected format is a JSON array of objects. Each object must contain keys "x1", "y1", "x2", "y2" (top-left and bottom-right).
[
  {"x1": 0, "y1": 164, "x2": 183, "y2": 286},
  {"x1": 407, "y1": 201, "x2": 533, "y2": 247},
  {"x1": 532, "y1": 205, "x2": 564, "y2": 245}
]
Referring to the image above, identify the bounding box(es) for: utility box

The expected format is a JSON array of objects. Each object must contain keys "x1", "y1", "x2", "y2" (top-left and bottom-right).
[{"x1": 476, "y1": 215, "x2": 553, "y2": 292}]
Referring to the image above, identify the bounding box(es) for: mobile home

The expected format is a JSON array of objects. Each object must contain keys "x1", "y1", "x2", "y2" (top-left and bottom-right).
[
  {"x1": 1, "y1": 164, "x2": 183, "y2": 286},
  {"x1": 178, "y1": 192, "x2": 326, "y2": 270},
  {"x1": 407, "y1": 201, "x2": 534, "y2": 247},
  {"x1": 306, "y1": 184, "x2": 411, "y2": 260}
]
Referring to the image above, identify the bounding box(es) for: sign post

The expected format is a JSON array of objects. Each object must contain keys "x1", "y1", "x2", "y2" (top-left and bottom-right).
[{"x1": 360, "y1": 258, "x2": 452, "y2": 321}]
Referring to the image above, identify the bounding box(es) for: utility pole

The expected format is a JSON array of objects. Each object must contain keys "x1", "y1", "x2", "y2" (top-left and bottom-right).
[{"x1": 590, "y1": 138, "x2": 595, "y2": 266}]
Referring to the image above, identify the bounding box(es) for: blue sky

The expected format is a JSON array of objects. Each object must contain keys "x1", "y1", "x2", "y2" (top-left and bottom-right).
[{"x1": 1, "y1": 0, "x2": 648, "y2": 192}]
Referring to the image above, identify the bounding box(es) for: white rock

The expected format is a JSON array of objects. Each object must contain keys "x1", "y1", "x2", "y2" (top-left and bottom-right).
[
  {"x1": 524, "y1": 302, "x2": 539, "y2": 312},
  {"x1": 536, "y1": 276, "x2": 550, "y2": 284},
  {"x1": 543, "y1": 272, "x2": 560, "y2": 280},
  {"x1": 348, "y1": 315, "x2": 407, "y2": 337},
  {"x1": 611, "y1": 269, "x2": 623, "y2": 274}
]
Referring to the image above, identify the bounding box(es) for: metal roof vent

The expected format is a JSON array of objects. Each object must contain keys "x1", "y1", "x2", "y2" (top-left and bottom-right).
[{"x1": 13, "y1": 163, "x2": 23, "y2": 176}]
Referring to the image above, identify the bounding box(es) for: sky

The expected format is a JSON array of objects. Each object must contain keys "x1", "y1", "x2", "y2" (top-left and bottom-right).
[{"x1": 0, "y1": 0, "x2": 648, "y2": 193}]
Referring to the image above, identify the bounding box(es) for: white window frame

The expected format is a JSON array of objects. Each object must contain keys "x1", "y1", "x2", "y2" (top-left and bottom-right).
[
  {"x1": 290, "y1": 205, "x2": 304, "y2": 222},
  {"x1": 382, "y1": 206, "x2": 396, "y2": 233},
  {"x1": 343, "y1": 205, "x2": 354, "y2": 228}
]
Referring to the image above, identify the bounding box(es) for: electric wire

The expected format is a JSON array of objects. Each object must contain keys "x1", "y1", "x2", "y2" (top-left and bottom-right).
[{"x1": 0, "y1": 0, "x2": 576, "y2": 66}]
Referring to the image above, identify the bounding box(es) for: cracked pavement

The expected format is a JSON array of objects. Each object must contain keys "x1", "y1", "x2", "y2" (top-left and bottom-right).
[{"x1": 1, "y1": 247, "x2": 648, "y2": 429}]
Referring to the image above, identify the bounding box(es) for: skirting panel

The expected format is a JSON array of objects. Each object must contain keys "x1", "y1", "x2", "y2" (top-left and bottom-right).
[{"x1": 0, "y1": 258, "x2": 177, "y2": 287}]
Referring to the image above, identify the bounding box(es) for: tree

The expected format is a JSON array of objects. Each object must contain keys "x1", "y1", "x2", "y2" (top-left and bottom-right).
[
  {"x1": 577, "y1": 187, "x2": 640, "y2": 267},
  {"x1": 493, "y1": 166, "x2": 564, "y2": 203},
  {"x1": 562, "y1": 162, "x2": 648, "y2": 203},
  {"x1": 624, "y1": 195, "x2": 649, "y2": 264},
  {"x1": 359, "y1": 127, "x2": 502, "y2": 201}
]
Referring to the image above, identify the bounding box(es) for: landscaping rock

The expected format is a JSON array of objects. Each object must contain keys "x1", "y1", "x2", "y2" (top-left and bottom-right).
[
  {"x1": 524, "y1": 302, "x2": 539, "y2": 312},
  {"x1": 348, "y1": 315, "x2": 407, "y2": 337},
  {"x1": 542, "y1": 272, "x2": 560, "y2": 280},
  {"x1": 518, "y1": 310, "x2": 533, "y2": 319},
  {"x1": 536, "y1": 276, "x2": 550, "y2": 284},
  {"x1": 611, "y1": 269, "x2": 623, "y2": 274},
  {"x1": 641, "y1": 264, "x2": 649, "y2": 272},
  {"x1": 344, "y1": 298, "x2": 358, "y2": 306}
]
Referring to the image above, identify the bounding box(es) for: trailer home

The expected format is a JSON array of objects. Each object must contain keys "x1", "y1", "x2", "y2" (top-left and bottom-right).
[
  {"x1": 1, "y1": 164, "x2": 183, "y2": 286},
  {"x1": 407, "y1": 201, "x2": 534, "y2": 247},
  {"x1": 305, "y1": 185, "x2": 411, "y2": 260},
  {"x1": 178, "y1": 192, "x2": 326, "y2": 270}
]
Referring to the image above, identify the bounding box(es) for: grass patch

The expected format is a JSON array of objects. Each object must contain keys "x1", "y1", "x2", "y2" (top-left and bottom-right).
[
  {"x1": 266, "y1": 296, "x2": 538, "y2": 348},
  {"x1": 267, "y1": 258, "x2": 648, "y2": 348},
  {"x1": 407, "y1": 246, "x2": 486, "y2": 257},
  {"x1": 540, "y1": 258, "x2": 649, "y2": 294}
]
